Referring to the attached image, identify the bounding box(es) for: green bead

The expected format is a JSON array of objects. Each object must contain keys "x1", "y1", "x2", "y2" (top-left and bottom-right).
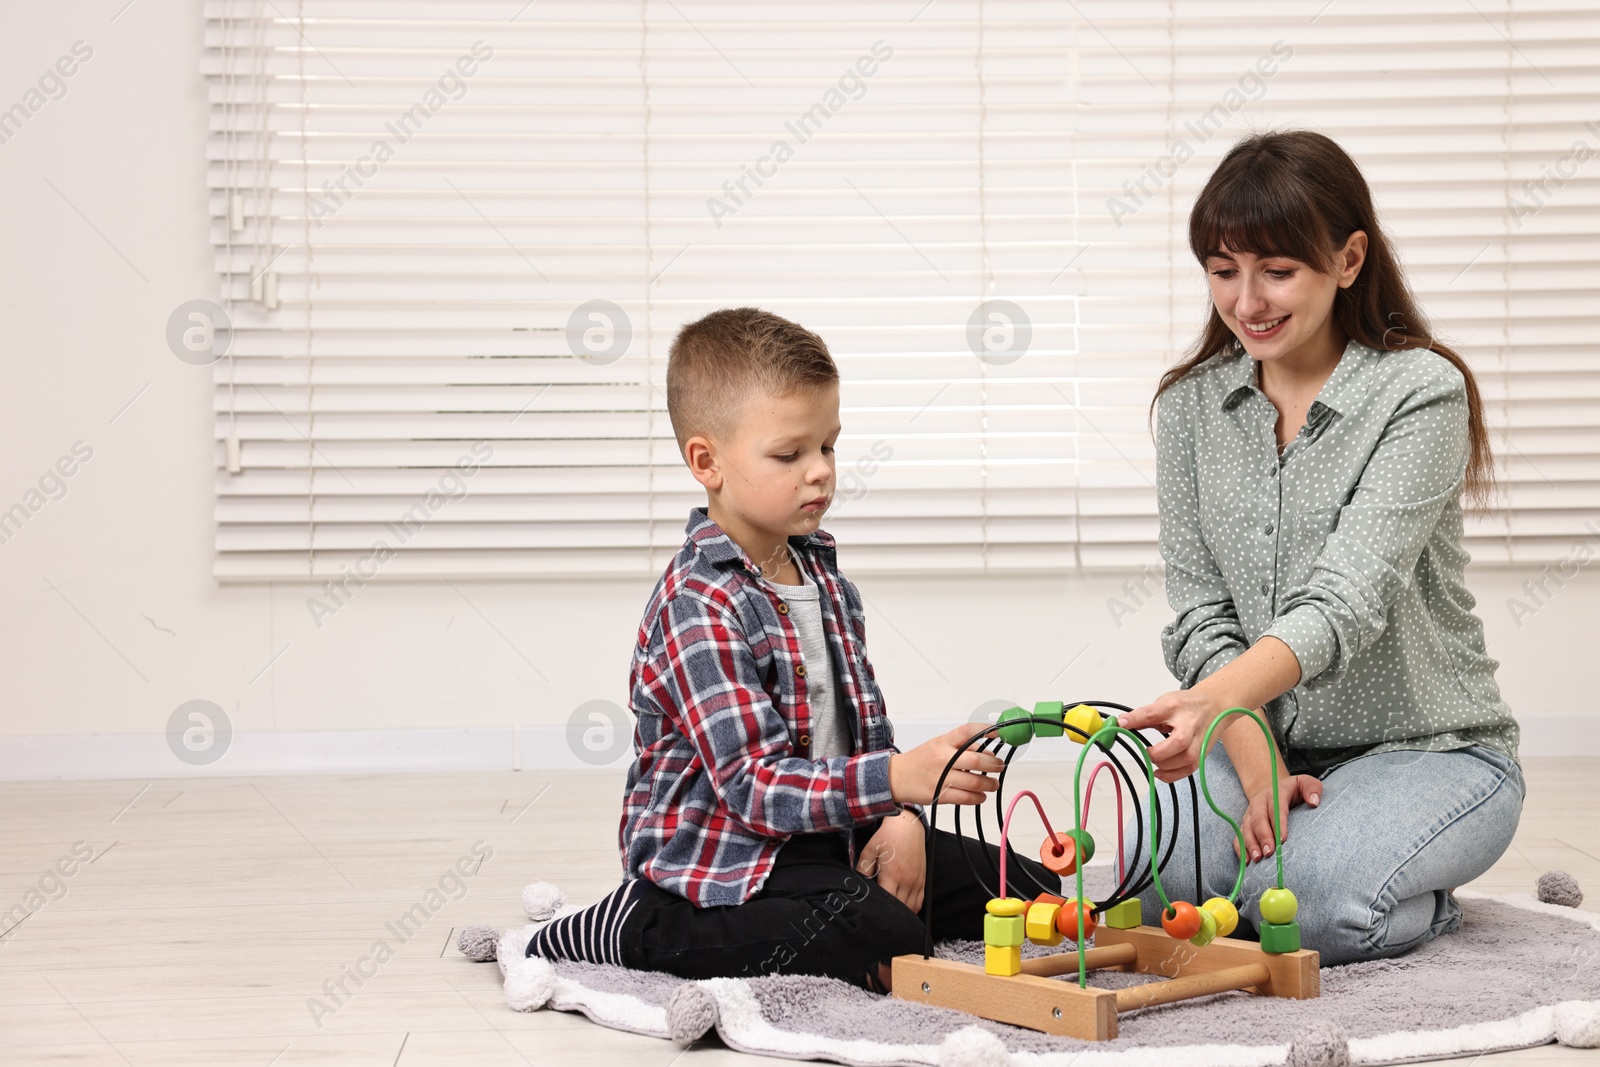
[
  {"x1": 1188, "y1": 907, "x2": 1218, "y2": 947},
  {"x1": 1065, "y1": 829, "x2": 1095, "y2": 865},
  {"x1": 995, "y1": 705, "x2": 1034, "y2": 747},
  {"x1": 1259, "y1": 919, "x2": 1301, "y2": 954},
  {"x1": 1100, "y1": 897, "x2": 1142, "y2": 930},
  {"x1": 984, "y1": 913, "x2": 1025, "y2": 948},
  {"x1": 1259, "y1": 887, "x2": 1298, "y2": 925},
  {"x1": 1032, "y1": 700, "x2": 1065, "y2": 737}
]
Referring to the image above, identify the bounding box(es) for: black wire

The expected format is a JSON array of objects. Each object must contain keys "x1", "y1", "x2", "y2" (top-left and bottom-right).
[
  {"x1": 915, "y1": 703, "x2": 1203, "y2": 953},
  {"x1": 979, "y1": 728, "x2": 1157, "y2": 906},
  {"x1": 1190, "y1": 775, "x2": 1203, "y2": 904}
]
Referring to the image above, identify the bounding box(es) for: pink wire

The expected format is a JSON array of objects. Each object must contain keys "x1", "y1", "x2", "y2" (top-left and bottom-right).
[
  {"x1": 1082, "y1": 761, "x2": 1126, "y2": 883},
  {"x1": 999, "y1": 789, "x2": 1058, "y2": 898}
]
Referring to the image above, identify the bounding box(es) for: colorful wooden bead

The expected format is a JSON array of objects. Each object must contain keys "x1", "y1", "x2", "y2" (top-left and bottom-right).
[
  {"x1": 1259, "y1": 919, "x2": 1301, "y2": 954},
  {"x1": 1099, "y1": 897, "x2": 1142, "y2": 930},
  {"x1": 1039, "y1": 832, "x2": 1080, "y2": 875},
  {"x1": 1201, "y1": 896, "x2": 1240, "y2": 938},
  {"x1": 1055, "y1": 898, "x2": 1097, "y2": 940},
  {"x1": 1032, "y1": 892, "x2": 1066, "y2": 908},
  {"x1": 1025, "y1": 901, "x2": 1063, "y2": 946},
  {"x1": 1161, "y1": 901, "x2": 1203, "y2": 940},
  {"x1": 1259, "y1": 887, "x2": 1298, "y2": 926},
  {"x1": 1188, "y1": 907, "x2": 1218, "y2": 947},
  {"x1": 985, "y1": 913, "x2": 1025, "y2": 948},
  {"x1": 1064, "y1": 703, "x2": 1105, "y2": 744},
  {"x1": 1032, "y1": 700, "x2": 1065, "y2": 738},
  {"x1": 995, "y1": 705, "x2": 1034, "y2": 747},
  {"x1": 984, "y1": 944, "x2": 1022, "y2": 976},
  {"x1": 985, "y1": 896, "x2": 1027, "y2": 918}
]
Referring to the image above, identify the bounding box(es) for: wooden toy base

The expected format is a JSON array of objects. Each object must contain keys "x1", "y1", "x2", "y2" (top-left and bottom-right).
[{"x1": 891, "y1": 923, "x2": 1319, "y2": 1040}]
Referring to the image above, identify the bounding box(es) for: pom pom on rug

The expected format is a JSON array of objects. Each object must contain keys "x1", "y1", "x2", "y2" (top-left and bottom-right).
[
  {"x1": 496, "y1": 925, "x2": 538, "y2": 981},
  {"x1": 939, "y1": 1024, "x2": 1011, "y2": 1067},
  {"x1": 457, "y1": 924, "x2": 499, "y2": 962},
  {"x1": 1537, "y1": 871, "x2": 1584, "y2": 908},
  {"x1": 522, "y1": 881, "x2": 566, "y2": 921},
  {"x1": 1554, "y1": 1001, "x2": 1600, "y2": 1048},
  {"x1": 504, "y1": 955, "x2": 557, "y2": 1012},
  {"x1": 666, "y1": 982, "x2": 719, "y2": 1043},
  {"x1": 1285, "y1": 1020, "x2": 1351, "y2": 1067}
]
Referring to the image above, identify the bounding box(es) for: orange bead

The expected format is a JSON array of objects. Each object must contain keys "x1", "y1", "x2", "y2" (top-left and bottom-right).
[
  {"x1": 1055, "y1": 898, "x2": 1097, "y2": 939},
  {"x1": 1161, "y1": 901, "x2": 1203, "y2": 940},
  {"x1": 1039, "y1": 831, "x2": 1079, "y2": 875}
]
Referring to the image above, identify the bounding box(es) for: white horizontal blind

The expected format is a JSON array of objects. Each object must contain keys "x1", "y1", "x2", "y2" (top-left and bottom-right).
[{"x1": 203, "y1": 0, "x2": 1600, "y2": 580}]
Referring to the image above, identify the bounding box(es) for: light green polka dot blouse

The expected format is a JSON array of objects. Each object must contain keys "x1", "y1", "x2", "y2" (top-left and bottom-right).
[{"x1": 1156, "y1": 339, "x2": 1521, "y2": 778}]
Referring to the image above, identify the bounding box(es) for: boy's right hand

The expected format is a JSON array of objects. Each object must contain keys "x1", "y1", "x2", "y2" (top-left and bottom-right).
[{"x1": 888, "y1": 724, "x2": 1006, "y2": 805}]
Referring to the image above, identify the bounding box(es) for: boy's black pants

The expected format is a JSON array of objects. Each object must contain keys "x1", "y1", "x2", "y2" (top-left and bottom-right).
[{"x1": 620, "y1": 820, "x2": 1063, "y2": 988}]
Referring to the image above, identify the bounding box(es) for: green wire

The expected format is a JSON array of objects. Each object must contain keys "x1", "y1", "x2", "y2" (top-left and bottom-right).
[
  {"x1": 1197, "y1": 707, "x2": 1285, "y2": 901},
  {"x1": 1068, "y1": 721, "x2": 1166, "y2": 989}
]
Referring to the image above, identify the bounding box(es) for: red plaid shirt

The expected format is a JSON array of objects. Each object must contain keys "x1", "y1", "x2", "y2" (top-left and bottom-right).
[{"x1": 620, "y1": 508, "x2": 907, "y2": 907}]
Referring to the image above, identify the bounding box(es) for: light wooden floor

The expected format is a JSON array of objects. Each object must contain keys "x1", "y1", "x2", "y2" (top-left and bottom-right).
[{"x1": 2, "y1": 759, "x2": 1595, "y2": 1066}]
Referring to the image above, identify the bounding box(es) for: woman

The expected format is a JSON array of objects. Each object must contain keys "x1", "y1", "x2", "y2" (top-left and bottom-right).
[{"x1": 1116, "y1": 130, "x2": 1522, "y2": 966}]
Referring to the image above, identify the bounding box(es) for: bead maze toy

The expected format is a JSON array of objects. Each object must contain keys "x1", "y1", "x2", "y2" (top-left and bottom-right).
[{"x1": 891, "y1": 702, "x2": 1319, "y2": 1040}]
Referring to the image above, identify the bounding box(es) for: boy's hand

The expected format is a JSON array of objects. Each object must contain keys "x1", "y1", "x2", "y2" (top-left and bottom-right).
[
  {"x1": 1235, "y1": 773, "x2": 1322, "y2": 863},
  {"x1": 888, "y1": 724, "x2": 1005, "y2": 805},
  {"x1": 857, "y1": 810, "x2": 926, "y2": 912}
]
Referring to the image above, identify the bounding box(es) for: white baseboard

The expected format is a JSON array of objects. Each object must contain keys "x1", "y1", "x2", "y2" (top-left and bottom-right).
[
  {"x1": 0, "y1": 715, "x2": 1594, "y2": 780},
  {"x1": 0, "y1": 726, "x2": 590, "y2": 780}
]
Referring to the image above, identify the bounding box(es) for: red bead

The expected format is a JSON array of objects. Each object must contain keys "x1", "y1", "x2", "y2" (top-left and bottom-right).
[
  {"x1": 1161, "y1": 901, "x2": 1203, "y2": 940},
  {"x1": 1039, "y1": 832, "x2": 1079, "y2": 875},
  {"x1": 1055, "y1": 898, "x2": 1097, "y2": 939}
]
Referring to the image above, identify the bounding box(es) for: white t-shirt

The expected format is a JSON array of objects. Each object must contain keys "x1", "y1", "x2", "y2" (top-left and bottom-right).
[{"x1": 769, "y1": 552, "x2": 852, "y2": 761}]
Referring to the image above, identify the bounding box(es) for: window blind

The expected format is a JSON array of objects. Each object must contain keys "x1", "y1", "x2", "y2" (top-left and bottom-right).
[{"x1": 202, "y1": 0, "x2": 1600, "y2": 580}]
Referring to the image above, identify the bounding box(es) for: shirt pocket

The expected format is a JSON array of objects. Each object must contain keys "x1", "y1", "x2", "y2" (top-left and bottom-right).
[{"x1": 1286, "y1": 505, "x2": 1341, "y2": 567}]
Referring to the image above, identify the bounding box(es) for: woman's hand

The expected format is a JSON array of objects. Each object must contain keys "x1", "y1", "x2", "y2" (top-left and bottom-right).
[
  {"x1": 1116, "y1": 689, "x2": 1228, "y2": 782},
  {"x1": 857, "y1": 810, "x2": 927, "y2": 912},
  {"x1": 1236, "y1": 773, "x2": 1322, "y2": 863}
]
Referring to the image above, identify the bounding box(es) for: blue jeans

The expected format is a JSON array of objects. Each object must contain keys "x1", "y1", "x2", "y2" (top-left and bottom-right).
[{"x1": 1122, "y1": 743, "x2": 1524, "y2": 966}]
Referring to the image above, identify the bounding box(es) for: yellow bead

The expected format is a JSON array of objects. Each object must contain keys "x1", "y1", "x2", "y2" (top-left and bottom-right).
[
  {"x1": 986, "y1": 896, "x2": 1027, "y2": 917},
  {"x1": 1100, "y1": 897, "x2": 1142, "y2": 929},
  {"x1": 1188, "y1": 907, "x2": 1218, "y2": 947},
  {"x1": 1025, "y1": 901, "x2": 1063, "y2": 946},
  {"x1": 984, "y1": 944, "x2": 1022, "y2": 976},
  {"x1": 985, "y1": 913, "x2": 1024, "y2": 948},
  {"x1": 1201, "y1": 896, "x2": 1240, "y2": 937},
  {"x1": 1064, "y1": 703, "x2": 1105, "y2": 743}
]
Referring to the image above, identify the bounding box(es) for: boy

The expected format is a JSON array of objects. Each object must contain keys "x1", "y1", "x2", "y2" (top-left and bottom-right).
[{"x1": 528, "y1": 308, "x2": 1059, "y2": 990}]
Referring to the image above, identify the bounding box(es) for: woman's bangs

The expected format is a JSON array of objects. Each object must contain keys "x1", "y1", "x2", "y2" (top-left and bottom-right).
[{"x1": 1190, "y1": 174, "x2": 1333, "y2": 271}]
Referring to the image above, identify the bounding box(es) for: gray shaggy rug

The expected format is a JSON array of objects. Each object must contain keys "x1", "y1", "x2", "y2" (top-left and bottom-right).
[{"x1": 465, "y1": 876, "x2": 1600, "y2": 1066}]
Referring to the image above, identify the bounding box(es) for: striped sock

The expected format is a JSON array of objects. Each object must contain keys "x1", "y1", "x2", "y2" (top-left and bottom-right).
[{"x1": 526, "y1": 880, "x2": 643, "y2": 967}]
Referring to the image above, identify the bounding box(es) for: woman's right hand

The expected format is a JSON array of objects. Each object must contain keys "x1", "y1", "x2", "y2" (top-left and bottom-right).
[
  {"x1": 888, "y1": 724, "x2": 1005, "y2": 805},
  {"x1": 1235, "y1": 773, "x2": 1322, "y2": 863}
]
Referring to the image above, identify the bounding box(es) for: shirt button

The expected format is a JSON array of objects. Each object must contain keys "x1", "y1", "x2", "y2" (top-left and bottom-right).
[
  {"x1": 1260, "y1": 581, "x2": 1270, "y2": 596},
  {"x1": 795, "y1": 663, "x2": 807, "y2": 677},
  {"x1": 777, "y1": 602, "x2": 789, "y2": 615},
  {"x1": 798, "y1": 733, "x2": 811, "y2": 748},
  {"x1": 1264, "y1": 522, "x2": 1274, "y2": 535}
]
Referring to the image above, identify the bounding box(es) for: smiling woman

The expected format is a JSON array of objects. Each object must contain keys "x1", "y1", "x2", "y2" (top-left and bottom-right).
[{"x1": 1116, "y1": 130, "x2": 1524, "y2": 968}]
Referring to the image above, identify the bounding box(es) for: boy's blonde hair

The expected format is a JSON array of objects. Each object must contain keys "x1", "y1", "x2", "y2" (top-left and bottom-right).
[{"x1": 666, "y1": 307, "x2": 838, "y2": 452}]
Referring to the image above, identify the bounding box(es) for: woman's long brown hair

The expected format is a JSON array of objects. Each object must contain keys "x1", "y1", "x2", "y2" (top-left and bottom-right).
[{"x1": 1153, "y1": 130, "x2": 1493, "y2": 507}]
